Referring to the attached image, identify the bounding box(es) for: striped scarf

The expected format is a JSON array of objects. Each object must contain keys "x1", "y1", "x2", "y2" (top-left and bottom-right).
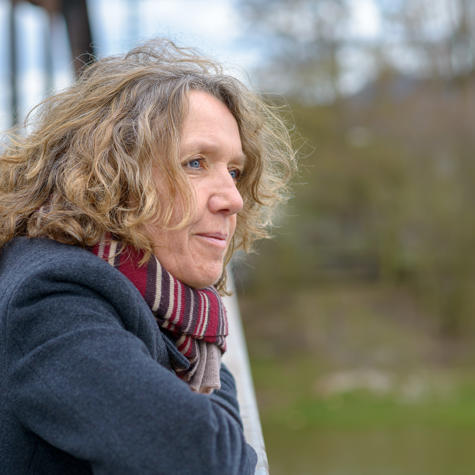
[{"x1": 91, "y1": 236, "x2": 228, "y2": 394}]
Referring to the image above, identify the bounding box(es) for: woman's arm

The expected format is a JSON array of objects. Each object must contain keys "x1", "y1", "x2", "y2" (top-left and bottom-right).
[{"x1": 4, "y1": 247, "x2": 256, "y2": 474}]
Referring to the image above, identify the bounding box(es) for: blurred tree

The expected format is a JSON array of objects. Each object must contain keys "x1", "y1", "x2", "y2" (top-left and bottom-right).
[
  {"x1": 238, "y1": 0, "x2": 475, "y2": 336},
  {"x1": 241, "y1": 0, "x2": 350, "y2": 102},
  {"x1": 379, "y1": 0, "x2": 475, "y2": 83}
]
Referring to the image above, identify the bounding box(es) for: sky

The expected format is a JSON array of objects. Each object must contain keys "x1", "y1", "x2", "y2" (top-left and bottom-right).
[{"x1": 0, "y1": 0, "x2": 383, "y2": 129}]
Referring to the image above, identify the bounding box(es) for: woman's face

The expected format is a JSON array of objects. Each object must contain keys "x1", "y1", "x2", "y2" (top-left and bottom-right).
[{"x1": 148, "y1": 90, "x2": 245, "y2": 288}]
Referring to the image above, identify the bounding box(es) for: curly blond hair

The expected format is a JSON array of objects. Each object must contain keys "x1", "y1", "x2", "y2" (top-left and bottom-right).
[{"x1": 0, "y1": 39, "x2": 296, "y2": 292}]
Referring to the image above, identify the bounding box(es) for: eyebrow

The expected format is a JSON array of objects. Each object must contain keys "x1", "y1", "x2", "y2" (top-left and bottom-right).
[{"x1": 181, "y1": 139, "x2": 247, "y2": 166}]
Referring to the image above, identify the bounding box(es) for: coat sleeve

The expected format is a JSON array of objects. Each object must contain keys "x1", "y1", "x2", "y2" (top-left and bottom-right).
[{"x1": 5, "y1": 261, "x2": 257, "y2": 475}]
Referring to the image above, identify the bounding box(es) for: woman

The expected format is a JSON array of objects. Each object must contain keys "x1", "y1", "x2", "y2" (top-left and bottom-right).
[{"x1": 0, "y1": 39, "x2": 295, "y2": 474}]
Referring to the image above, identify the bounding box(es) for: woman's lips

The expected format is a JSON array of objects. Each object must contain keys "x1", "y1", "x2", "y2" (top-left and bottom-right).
[{"x1": 195, "y1": 233, "x2": 228, "y2": 249}]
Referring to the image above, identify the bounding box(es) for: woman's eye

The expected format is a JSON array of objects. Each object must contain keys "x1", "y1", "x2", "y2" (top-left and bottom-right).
[
  {"x1": 229, "y1": 169, "x2": 242, "y2": 181},
  {"x1": 185, "y1": 158, "x2": 203, "y2": 169}
]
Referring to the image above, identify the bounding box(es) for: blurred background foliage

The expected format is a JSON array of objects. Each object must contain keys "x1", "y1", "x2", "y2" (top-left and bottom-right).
[
  {"x1": 238, "y1": 0, "x2": 475, "y2": 335},
  {"x1": 233, "y1": 0, "x2": 475, "y2": 473}
]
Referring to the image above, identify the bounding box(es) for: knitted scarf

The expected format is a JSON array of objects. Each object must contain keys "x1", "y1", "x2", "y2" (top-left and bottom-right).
[{"x1": 90, "y1": 236, "x2": 228, "y2": 394}]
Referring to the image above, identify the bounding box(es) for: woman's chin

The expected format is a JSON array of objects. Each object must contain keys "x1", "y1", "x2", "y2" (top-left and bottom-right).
[{"x1": 178, "y1": 266, "x2": 223, "y2": 289}]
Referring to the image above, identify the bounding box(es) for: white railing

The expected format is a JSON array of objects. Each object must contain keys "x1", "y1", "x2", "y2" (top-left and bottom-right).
[{"x1": 222, "y1": 277, "x2": 269, "y2": 475}]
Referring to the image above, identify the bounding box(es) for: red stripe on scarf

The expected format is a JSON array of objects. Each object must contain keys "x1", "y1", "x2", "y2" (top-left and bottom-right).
[
  {"x1": 90, "y1": 236, "x2": 228, "y2": 379},
  {"x1": 119, "y1": 248, "x2": 148, "y2": 299}
]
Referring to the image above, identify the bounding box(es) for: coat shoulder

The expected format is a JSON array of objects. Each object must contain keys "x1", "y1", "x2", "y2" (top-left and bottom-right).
[{"x1": 0, "y1": 237, "x2": 169, "y2": 364}]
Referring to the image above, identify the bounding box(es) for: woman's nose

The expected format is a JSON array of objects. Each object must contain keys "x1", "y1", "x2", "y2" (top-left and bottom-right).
[{"x1": 208, "y1": 170, "x2": 244, "y2": 215}]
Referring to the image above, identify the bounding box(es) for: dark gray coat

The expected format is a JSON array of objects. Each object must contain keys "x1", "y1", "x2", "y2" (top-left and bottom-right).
[{"x1": 0, "y1": 237, "x2": 257, "y2": 474}]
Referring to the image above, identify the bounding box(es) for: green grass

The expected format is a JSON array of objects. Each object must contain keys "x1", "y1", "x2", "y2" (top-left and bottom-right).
[
  {"x1": 252, "y1": 356, "x2": 475, "y2": 429},
  {"x1": 240, "y1": 284, "x2": 475, "y2": 474},
  {"x1": 251, "y1": 356, "x2": 475, "y2": 475}
]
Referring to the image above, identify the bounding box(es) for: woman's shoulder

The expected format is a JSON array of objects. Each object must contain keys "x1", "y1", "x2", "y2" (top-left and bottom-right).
[
  {"x1": 1, "y1": 237, "x2": 129, "y2": 290},
  {"x1": 0, "y1": 237, "x2": 167, "y2": 365},
  {"x1": 0, "y1": 238, "x2": 158, "y2": 336},
  {"x1": 2, "y1": 236, "x2": 103, "y2": 271}
]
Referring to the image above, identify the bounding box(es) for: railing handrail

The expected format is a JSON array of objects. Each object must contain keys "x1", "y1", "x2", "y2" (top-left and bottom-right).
[{"x1": 222, "y1": 276, "x2": 269, "y2": 474}]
